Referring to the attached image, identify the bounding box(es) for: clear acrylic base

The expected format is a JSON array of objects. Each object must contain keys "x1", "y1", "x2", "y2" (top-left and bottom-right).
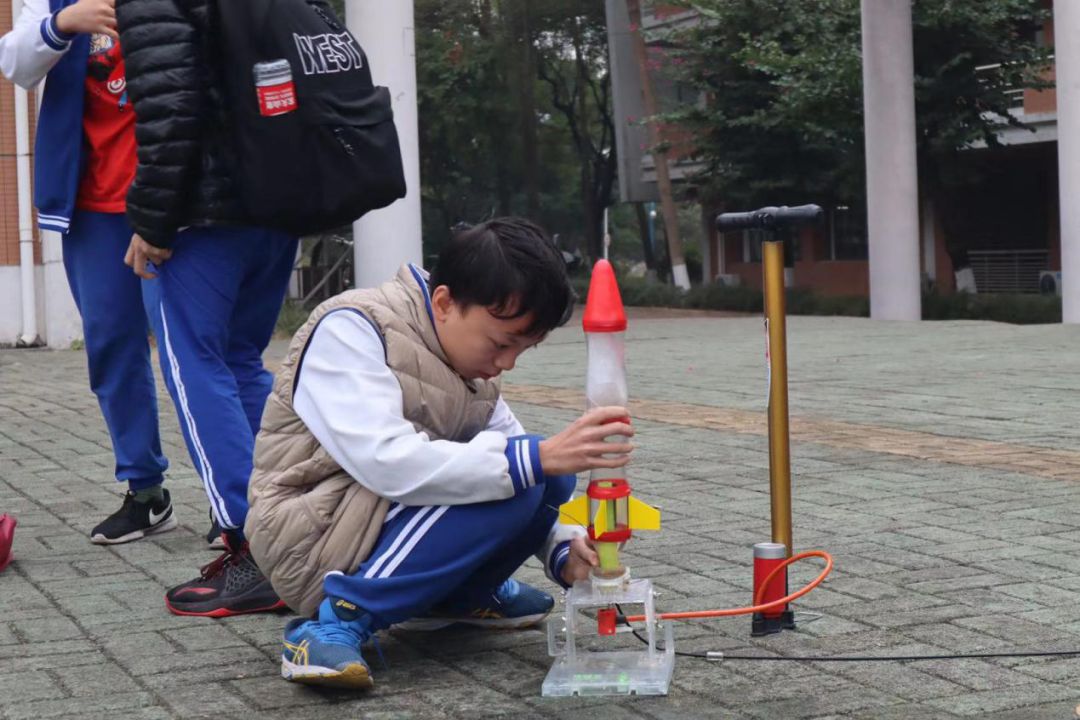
[{"x1": 542, "y1": 576, "x2": 674, "y2": 697}]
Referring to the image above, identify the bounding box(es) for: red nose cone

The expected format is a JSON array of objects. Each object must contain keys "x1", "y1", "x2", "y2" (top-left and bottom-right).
[{"x1": 582, "y1": 259, "x2": 627, "y2": 333}]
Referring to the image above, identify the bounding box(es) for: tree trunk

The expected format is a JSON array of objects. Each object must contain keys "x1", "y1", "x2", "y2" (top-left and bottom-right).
[
  {"x1": 518, "y1": 0, "x2": 539, "y2": 217},
  {"x1": 626, "y1": 0, "x2": 689, "y2": 289},
  {"x1": 635, "y1": 202, "x2": 657, "y2": 270}
]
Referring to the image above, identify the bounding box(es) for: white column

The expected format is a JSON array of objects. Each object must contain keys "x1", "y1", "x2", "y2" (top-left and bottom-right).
[
  {"x1": 41, "y1": 230, "x2": 81, "y2": 348},
  {"x1": 861, "y1": 0, "x2": 921, "y2": 320},
  {"x1": 1056, "y1": 0, "x2": 1080, "y2": 322},
  {"x1": 346, "y1": 0, "x2": 423, "y2": 289},
  {"x1": 13, "y1": 0, "x2": 39, "y2": 345}
]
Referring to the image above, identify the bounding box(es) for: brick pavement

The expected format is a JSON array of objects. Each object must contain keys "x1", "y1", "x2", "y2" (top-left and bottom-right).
[{"x1": 3, "y1": 313, "x2": 1080, "y2": 719}]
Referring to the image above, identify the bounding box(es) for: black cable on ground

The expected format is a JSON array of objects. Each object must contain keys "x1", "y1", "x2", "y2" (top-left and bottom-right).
[{"x1": 612, "y1": 605, "x2": 1080, "y2": 663}]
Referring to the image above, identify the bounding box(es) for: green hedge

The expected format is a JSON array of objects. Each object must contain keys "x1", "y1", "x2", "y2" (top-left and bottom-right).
[
  {"x1": 276, "y1": 277, "x2": 1063, "y2": 337},
  {"x1": 571, "y1": 276, "x2": 870, "y2": 318},
  {"x1": 922, "y1": 291, "x2": 1061, "y2": 324},
  {"x1": 572, "y1": 276, "x2": 1061, "y2": 324}
]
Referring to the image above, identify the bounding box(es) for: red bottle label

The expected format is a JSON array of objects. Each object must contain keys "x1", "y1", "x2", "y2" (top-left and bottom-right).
[{"x1": 256, "y1": 81, "x2": 297, "y2": 117}]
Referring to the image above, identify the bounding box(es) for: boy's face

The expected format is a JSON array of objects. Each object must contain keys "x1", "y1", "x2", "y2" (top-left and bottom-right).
[{"x1": 430, "y1": 285, "x2": 545, "y2": 380}]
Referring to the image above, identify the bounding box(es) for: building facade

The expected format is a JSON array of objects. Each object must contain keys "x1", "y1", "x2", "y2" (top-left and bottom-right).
[{"x1": 613, "y1": 1, "x2": 1063, "y2": 300}]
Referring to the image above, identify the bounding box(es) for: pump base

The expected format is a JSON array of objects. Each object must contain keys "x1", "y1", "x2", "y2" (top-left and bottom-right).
[{"x1": 751, "y1": 609, "x2": 796, "y2": 636}]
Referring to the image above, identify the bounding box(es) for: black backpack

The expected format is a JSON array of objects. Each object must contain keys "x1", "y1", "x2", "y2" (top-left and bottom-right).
[{"x1": 215, "y1": 0, "x2": 406, "y2": 236}]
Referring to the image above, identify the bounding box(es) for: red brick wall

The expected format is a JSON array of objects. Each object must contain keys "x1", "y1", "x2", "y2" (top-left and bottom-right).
[
  {"x1": 0, "y1": 0, "x2": 41, "y2": 267},
  {"x1": 0, "y1": 0, "x2": 17, "y2": 267},
  {"x1": 719, "y1": 228, "x2": 871, "y2": 297},
  {"x1": 1024, "y1": 5, "x2": 1057, "y2": 115},
  {"x1": 727, "y1": 259, "x2": 870, "y2": 297},
  {"x1": 650, "y1": 3, "x2": 686, "y2": 20}
]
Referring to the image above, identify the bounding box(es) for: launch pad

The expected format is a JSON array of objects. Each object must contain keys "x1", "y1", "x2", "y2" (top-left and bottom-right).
[{"x1": 542, "y1": 575, "x2": 674, "y2": 697}]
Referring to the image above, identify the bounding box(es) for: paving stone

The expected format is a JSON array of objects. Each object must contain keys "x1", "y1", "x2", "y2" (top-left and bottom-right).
[
  {"x1": 0, "y1": 669, "x2": 64, "y2": 704},
  {"x1": 980, "y1": 702, "x2": 1080, "y2": 720},
  {"x1": 915, "y1": 657, "x2": 1040, "y2": 692},
  {"x1": 160, "y1": 681, "x2": 254, "y2": 716},
  {"x1": 4, "y1": 691, "x2": 159, "y2": 720},
  {"x1": 54, "y1": 663, "x2": 143, "y2": 697},
  {"x1": 923, "y1": 682, "x2": 1079, "y2": 716},
  {"x1": 8, "y1": 317, "x2": 1080, "y2": 718}
]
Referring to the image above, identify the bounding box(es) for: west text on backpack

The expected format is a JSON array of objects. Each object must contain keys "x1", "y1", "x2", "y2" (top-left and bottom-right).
[{"x1": 216, "y1": 0, "x2": 407, "y2": 235}]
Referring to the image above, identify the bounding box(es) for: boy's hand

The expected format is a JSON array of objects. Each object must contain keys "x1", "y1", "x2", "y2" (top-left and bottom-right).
[
  {"x1": 539, "y1": 406, "x2": 633, "y2": 476},
  {"x1": 124, "y1": 233, "x2": 172, "y2": 279},
  {"x1": 55, "y1": 0, "x2": 118, "y2": 40},
  {"x1": 560, "y1": 535, "x2": 599, "y2": 586}
]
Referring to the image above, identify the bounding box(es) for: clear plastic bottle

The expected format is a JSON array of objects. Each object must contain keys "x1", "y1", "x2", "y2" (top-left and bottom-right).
[{"x1": 585, "y1": 329, "x2": 629, "y2": 582}]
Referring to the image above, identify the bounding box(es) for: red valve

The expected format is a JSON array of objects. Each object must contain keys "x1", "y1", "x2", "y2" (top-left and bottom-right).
[{"x1": 597, "y1": 607, "x2": 617, "y2": 636}]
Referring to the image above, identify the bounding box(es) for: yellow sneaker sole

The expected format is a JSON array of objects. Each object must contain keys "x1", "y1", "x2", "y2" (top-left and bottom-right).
[{"x1": 281, "y1": 660, "x2": 374, "y2": 690}]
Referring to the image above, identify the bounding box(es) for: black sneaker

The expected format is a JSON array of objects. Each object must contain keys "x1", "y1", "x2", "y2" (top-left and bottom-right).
[
  {"x1": 205, "y1": 511, "x2": 225, "y2": 550},
  {"x1": 90, "y1": 489, "x2": 178, "y2": 545},
  {"x1": 165, "y1": 536, "x2": 287, "y2": 617}
]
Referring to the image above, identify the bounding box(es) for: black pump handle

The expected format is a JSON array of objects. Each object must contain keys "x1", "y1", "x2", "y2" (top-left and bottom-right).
[{"x1": 715, "y1": 204, "x2": 824, "y2": 232}]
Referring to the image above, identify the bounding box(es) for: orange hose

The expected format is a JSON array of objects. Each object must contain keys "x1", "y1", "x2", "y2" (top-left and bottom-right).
[{"x1": 623, "y1": 550, "x2": 833, "y2": 623}]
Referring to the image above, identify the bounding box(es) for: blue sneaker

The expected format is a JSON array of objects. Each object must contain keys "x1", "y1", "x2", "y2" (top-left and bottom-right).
[
  {"x1": 397, "y1": 578, "x2": 554, "y2": 631},
  {"x1": 281, "y1": 596, "x2": 375, "y2": 689}
]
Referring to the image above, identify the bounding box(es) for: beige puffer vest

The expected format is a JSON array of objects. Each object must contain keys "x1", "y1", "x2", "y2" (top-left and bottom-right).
[{"x1": 246, "y1": 264, "x2": 501, "y2": 616}]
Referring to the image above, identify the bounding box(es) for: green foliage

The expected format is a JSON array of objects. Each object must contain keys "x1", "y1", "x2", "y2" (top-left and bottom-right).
[
  {"x1": 275, "y1": 299, "x2": 311, "y2": 338},
  {"x1": 922, "y1": 292, "x2": 1061, "y2": 324},
  {"x1": 665, "y1": 0, "x2": 1053, "y2": 209},
  {"x1": 414, "y1": 1, "x2": 615, "y2": 258}
]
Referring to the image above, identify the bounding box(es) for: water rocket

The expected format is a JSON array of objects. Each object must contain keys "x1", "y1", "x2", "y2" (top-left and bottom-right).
[{"x1": 558, "y1": 260, "x2": 660, "y2": 580}]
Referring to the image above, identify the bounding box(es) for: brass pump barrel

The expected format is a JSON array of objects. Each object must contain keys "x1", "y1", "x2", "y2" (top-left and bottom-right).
[
  {"x1": 715, "y1": 204, "x2": 823, "y2": 559},
  {"x1": 762, "y1": 240, "x2": 792, "y2": 556}
]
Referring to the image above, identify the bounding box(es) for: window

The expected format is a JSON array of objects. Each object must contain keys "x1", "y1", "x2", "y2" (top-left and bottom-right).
[
  {"x1": 741, "y1": 228, "x2": 801, "y2": 264},
  {"x1": 828, "y1": 205, "x2": 868, "y2": 260}
]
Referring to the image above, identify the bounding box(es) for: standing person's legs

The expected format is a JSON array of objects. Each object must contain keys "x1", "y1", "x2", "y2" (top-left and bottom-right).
[
  {"x1": 61, "y1": 210, "x2": 174, "y2": 544},
  {"x1": 203, "y1": 232, "x2": 296, "y2": 548},
  {"x1": 227, "y1": 232, "x2": 299, "y2": 437},
  {"x1": 142, "y1": 225, "x2": 295, "y2": 616},
  {"x1": 142, "y1": 228, "x2": 252, "y2": 533}
]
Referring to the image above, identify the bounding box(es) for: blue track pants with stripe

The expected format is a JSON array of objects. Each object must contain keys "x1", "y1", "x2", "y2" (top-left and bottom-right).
[
  {"x1": 63, "y1": 210, "x2": 167, "y2": 490},
  {"x1": 142, "y1": 225, "x2": 297, "y2": 534},
  {"x1": 323, "y1": 473, "x2": 576, "y2": 627}
]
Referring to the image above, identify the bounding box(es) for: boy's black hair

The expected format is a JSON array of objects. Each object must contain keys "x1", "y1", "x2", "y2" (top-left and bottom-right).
[{"x1": 430, "y1": 217, "x2": 574, "y2": 336}]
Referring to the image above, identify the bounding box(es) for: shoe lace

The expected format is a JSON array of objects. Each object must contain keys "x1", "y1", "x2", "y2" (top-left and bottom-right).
[
  {"x1": 197, "y1": 543, "x2": 247, "y2": 580},
  {"x1": 370, "y1": 634, "x2": 388, "y2": 671},
  {"x1": 318, "y1": 623, "x2": 364, "y2": 647}
]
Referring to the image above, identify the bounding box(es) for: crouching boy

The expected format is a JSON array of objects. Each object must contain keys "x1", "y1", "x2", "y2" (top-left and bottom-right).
[{"x1": 246, "y1": 218, "x2": 634, "y2": 689}]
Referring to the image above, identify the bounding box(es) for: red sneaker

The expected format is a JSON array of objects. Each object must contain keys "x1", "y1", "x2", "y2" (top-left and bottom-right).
[
  {"x1": 165, "y1": 536, "x2": 286, "y2": 617},
  {"x1": 0, "y1": 514, "x2": 16, "y2": 573}
]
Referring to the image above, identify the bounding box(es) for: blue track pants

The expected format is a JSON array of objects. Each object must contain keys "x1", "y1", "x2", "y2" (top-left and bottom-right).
[
  {"x1": 62, "y1": 210, "x2": 167, "y2": 490},
  {"x1": 142, "y1": 225, "x2": 297, "y2": 533},
  {"x1": 324, "y1": 473, "x2": 576, "y2": 627}
]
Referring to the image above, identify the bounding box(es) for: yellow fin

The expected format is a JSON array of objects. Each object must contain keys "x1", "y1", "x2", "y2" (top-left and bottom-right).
[
  {"x1": 558, "y1": 496, "x2": 590, "y2": 528},
  {"x1": 628, "y1": 496, "x2": 661, "y2": 531}
]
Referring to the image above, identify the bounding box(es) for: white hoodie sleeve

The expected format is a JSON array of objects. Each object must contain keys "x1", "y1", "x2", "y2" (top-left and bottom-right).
[
  {"x1": 295, "y1": 308, "x2": 586, "y2": 586},
  {"x1": 0, "y1": 0, "x2": 74, "y2": 89},
  {"x1": 293, "y1": 309, "x2": 546, "y2": 507}
]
